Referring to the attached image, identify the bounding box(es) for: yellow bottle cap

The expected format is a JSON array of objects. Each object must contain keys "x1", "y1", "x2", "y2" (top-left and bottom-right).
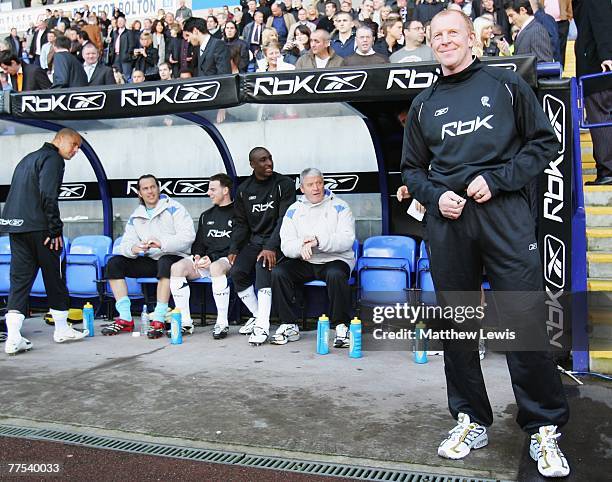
[
  {"x1": 319, "y1": 314, "x2": 329, "y2": 321},
  {"x1": 172, "y1": 308, "x2": 181, "y2": 314},
  {"x1": 351, "y1": 317, "x2": 361, "y2": 324},
  {"x1": 84, "y1": 302, "x2": 93, "y2": 308}
]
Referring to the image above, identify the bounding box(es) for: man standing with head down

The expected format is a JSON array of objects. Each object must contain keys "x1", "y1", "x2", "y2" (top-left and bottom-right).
[
  {"x1": 400, "y1": 9, "x2": 570, "y2": 478},
  {"x1": 0, "y1": 129, "x2": 87, "y2": 355}
]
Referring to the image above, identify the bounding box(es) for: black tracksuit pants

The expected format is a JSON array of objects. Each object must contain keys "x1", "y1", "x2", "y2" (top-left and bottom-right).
[
  {"x1": 272, "y1": 258, "x2": 351, "y2": 326},
  {"x1": 426, "y1": 191, "x2": 569, "y2": 434},
  {"x1": 7, "y1": 231, "x2": 69, "y2": 315},
  {"x1": 230, "y1": 243, "x2": 281, "y2": 292}
]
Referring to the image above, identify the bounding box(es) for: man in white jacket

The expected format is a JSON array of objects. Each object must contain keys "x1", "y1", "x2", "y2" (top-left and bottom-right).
[
  {"x1": 271, "y1": 168, "x2": 355, "y2": 346},
  {"x1": 102, "y1": 174, "x2": 196, "y2": 338}
]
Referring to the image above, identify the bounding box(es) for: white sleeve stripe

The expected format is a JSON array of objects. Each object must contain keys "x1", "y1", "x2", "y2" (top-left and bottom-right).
[
  {"x1": 418, "y1": 102, "x2": 424, "y2": 122},
  {"x1": 505, "y1": 83, "x2": 514, "y2": 105}
]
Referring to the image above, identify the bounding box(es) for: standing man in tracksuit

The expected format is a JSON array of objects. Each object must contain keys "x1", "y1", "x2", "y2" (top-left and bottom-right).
[
  {"x1": 0, "y1": 129, "x2": 87, "y2": 355},
  {"x1": 401, "y1": 9, "x2": 570, "y2": 479},
  {"x1": 229, "y1": 147, "x2": 295, "y2": 346}
]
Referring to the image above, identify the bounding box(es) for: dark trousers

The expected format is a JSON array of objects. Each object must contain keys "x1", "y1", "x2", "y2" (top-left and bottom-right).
[
  {"x1": 426, "y1": 192, "x2": 569, "y2": 433},
  {"x1": 585, "y1": 89, "x2": 612, "y2": 178},
  {"x1": 7, "y1": 231, "x2": 69, "y2": 315},
  {"x1": 556, "y1": 20, "x2": 569, "y2": 68},
  {"x1": 229, "y1": 243, "x2": 279, "y2": 292},
  {"x1": 105, "y1": 254, "x2": 183, "y2": 280},
  {"x1": 272, "y1": 258, "x2": 351, "y2": 326}
]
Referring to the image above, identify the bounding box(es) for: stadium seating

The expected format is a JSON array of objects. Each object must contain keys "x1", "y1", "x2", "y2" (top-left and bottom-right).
[
  {"x1": 30, "y1": 237, "x2": 70, "y2": 298},
  {"x1": 66, "y1": 235, "x2": 112, "y2": 300},
  {"x1": 0, "y1": 236, "x2": 11, "y2": 299},
  {"x1": 357, "y1": 236, "x2": 416, "y2": 306}
]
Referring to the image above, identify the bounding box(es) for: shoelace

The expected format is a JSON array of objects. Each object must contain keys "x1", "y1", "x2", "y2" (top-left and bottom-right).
[
  {"x1": 447, "y1": 421, "x2": 471, "y2": 441},
  {"x1": 539, "y1": 430, "x2": 563, "y2": 458}
]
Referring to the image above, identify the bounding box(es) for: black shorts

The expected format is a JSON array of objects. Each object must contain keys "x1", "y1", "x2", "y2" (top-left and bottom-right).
[{"x1": 105, "y1": 254, "x2": 184, "y2": 280}]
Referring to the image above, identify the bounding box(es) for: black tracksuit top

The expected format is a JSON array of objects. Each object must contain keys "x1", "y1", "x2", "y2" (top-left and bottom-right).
[
  {"x1": 191, "y1": 203, "x2": 234, "y2": 262},
  {"x1": 0, "y1": 143, "x2": 65, "y2": 237},
  {"x1": 229, "y1": 172, "x2": 296, "y2": 254},
  {"x1": 401, "y1": 59, "x2": 559, "y2": 218}
]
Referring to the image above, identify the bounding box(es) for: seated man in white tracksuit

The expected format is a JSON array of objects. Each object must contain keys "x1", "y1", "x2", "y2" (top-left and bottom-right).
[
  {"x1": 271, "y1": 168, "x2": 356, "y2": 346},
  {"x1": 103, "y1": 174, "x2": 196, "y2": 338}
]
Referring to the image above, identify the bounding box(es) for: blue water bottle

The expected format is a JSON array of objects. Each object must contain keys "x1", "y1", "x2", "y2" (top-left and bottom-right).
[
  {"x1": 170, "y1": 308, "x2": 182, "y2": 345},
  {"x1": 414, "y1": 321, "x2": 428, "y2": 364},
  {"x1": 316, "y1": 314, "x2": 330, "y2": 355},
  {"x1": 83, "y1": 302, "x2": 94, "y2": 337},
  {"x1": 349, "y1": 317, "x2": 362, "y2": 358}
]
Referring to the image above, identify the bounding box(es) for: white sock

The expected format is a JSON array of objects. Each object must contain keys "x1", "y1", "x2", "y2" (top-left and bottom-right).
[
  {"x1": 6, "y1": 311, "x2": 24, "y2": 344},
  {"x1": 170, "y1": 276, "x2": 193, "y2": 325},
  {"x1": 50, "y1": 309, "x2": 69, "y2": 332},
  {"x1": 212, "y1": 275, "x2": 230, "y2": 328},
  {"x1": 256, "y1": 288, "x2": 272, "y2": 332},
  {"x1": 238, "y1": 285, "x2": 258, "y2": 318}
]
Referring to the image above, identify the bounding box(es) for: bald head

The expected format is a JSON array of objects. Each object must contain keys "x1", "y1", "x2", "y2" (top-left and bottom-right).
[{"x1": 52, "y1": 128, "x2": 82, "y2": 160}]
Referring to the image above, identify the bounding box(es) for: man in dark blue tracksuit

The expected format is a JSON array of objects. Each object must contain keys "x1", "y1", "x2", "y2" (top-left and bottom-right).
[{"x1": 401, "y1": 9, "x2": 570, "y2": 478}]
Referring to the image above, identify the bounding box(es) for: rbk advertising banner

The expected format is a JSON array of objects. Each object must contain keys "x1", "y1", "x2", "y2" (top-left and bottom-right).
[
  {"x1": 9, "y1": 74, "x2": 241, "y2": 120},
  {"x1": 7, "y1": 56, "x2": 536, "y2": 120}
]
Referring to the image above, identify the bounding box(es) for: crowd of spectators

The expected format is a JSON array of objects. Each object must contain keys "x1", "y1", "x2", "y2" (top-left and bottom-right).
[{"x1": 0, "y1": 0, "x2": 575, "y2": 91}]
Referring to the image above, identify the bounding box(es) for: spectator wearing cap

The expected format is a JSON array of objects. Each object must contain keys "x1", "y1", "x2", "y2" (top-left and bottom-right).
[
  {"x1": 341, "y1": 25, "x2": 389, "y2": 66},
  {"x1": 390, "y1": 20, "x2": 434, "y2": 63},
  {"x1": 504, "y1": 0, "x2": 553, "y2": 62},
  {"x1": 51, "y1": 35, "x2": 87, "y2": 88},
  {"x1": 330, "y1": 11, "x2": 356, "y2": 58},
  {"x1": 295, "y1": 29, "x2": 343, "y2": 69},
  {"x1": 0, "y1": 51, "x2": 51, "y2": 91}
]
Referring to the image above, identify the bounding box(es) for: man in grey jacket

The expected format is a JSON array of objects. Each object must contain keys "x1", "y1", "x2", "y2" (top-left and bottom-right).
[
  {"x1": 102, "y1": 175, "x2": 195, "y2": 338},
  {"x1": 271, "y1": 168, "x2": 355, "y2": 346},
  {"x1": 295, "y1": 29, "x2": 344, "y2": 69}
]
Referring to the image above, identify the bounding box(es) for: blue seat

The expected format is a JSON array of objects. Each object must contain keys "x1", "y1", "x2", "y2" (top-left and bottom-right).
[
  {"x1": 419, "y1": 240, "x2": 428, "y2": 259},
  {"x1": 417, "y1": 257, "x2": 437, "y2": 305},
  {"x1": 0, "y1": 236, "x2": 11, "y2": 298},
  {"x1": 357, "y1": 236, "x2": 416, "y2": 305},
  {"x1": 66, "y1": 235, "x2": 112, "y2": 298},
  {"x1": 30, "y1": 237, "x2": 70, "y2": 298}
]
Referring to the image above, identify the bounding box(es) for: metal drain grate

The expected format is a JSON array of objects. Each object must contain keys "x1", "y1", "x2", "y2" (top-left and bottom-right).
[{"x1": 0, "y1": 424, "x2": 500, "y2": 482}]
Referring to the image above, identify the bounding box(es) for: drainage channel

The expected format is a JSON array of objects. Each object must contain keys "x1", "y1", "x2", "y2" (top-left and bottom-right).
[{"x1": 0, "y1": 424, "x2": 501, "y2": 482}]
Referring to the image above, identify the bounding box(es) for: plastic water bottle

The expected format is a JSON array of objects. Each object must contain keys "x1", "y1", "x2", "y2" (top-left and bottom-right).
[
  {"x1": 414, "y1": 321, "x2": 428, "y2": 364},
  {"x1": 140, "y1": 305, "x2": 150, "y2": 336},
  {"x1": 316, "y1": 314, "x2": 330, "y2": 355},
  {"x1": 170, "y1": 308, "x2": 182, "y2": 345},
  {"x1": 83, "y1": 302, "x2": 94, "y2": 337},
  {"x1": 349, "y1": 317, "x2": 362, "y2": 358}
]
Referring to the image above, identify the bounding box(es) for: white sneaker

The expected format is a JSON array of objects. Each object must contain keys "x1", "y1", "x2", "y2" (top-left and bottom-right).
[
  {"x1": 239, "y1": 317, "x2": 257, "y2": 335},
  {"x1": 54, "y1": 327, "x2": 88, "y2": 343},
  {"x1": 5, "y1": 336, "x2": 33, "y2": 355},
  {"x1": 333, "y1": 323, "x2": 350, "y2": 348},
  {"x1": 438, "y1": 413, "x2": 488, "y2": 460},
  {"x1": 248, "y1": 325, "x2": 268, "y2": 346},
  {"x1": 530, "y1": 426, "x2": 570, "y2": 478},
  {"x1": 270, "y1": 324, "x2": 300, "y2": 345}
]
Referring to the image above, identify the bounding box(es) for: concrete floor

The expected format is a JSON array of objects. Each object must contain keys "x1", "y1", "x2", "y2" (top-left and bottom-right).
[{"x1": 1, "y1": 316, "x2": 610, "y2": 481}]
